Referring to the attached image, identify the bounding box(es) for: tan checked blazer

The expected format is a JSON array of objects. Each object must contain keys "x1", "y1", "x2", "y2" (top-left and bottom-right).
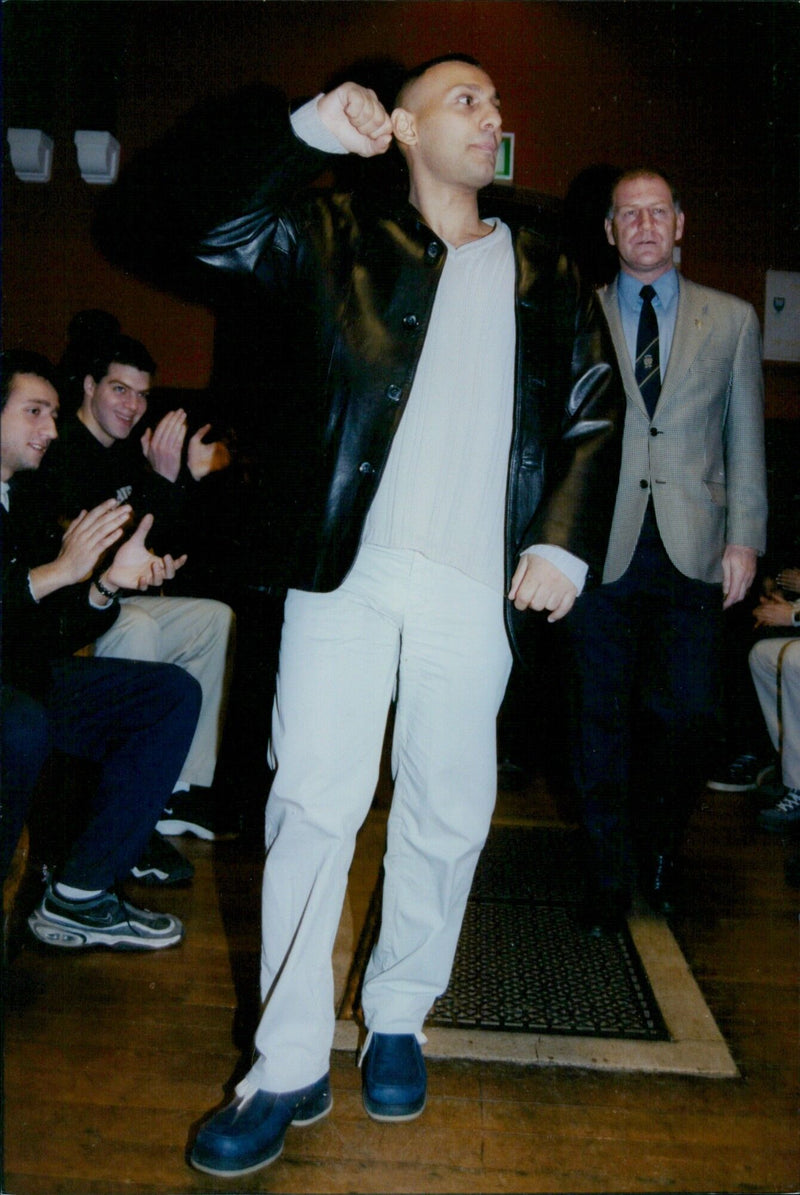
[{"x1": 598, "y1": 274, "x2": 768, "y2": 585}]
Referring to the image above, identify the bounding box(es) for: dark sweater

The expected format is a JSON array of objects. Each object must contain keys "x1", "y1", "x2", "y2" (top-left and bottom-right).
[{"x1": 33, "y1": 414, "x2": 193, "y2": 556}]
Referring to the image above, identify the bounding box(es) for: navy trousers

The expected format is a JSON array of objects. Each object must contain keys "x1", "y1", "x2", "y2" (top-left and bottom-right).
[
  {"x1": 565, "y1": 509, "x2": 722, "y2": 893},
  {"x1": 1, "y1": 657, "x2": 200, "y2": 888}
]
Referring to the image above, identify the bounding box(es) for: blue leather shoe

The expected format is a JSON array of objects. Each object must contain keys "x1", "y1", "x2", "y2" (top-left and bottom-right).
[
  {"x1": 361, "y1": 1032, "x2": 427, "y2": 1121},
  {"x1": 189, "y1": 1073, "x2": 332, "y2": 1177}
]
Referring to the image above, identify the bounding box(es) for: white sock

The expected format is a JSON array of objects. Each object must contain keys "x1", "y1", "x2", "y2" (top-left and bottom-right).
[{"x1": 54, "y1": 882, "x2": 104, "y2": 901}]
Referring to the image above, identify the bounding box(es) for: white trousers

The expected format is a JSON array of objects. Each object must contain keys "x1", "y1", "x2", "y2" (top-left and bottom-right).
[
  {"x1": 749, "y1": 636, "x2": 800, "y2": 790},
  {"x1": 245, "y1": 545, "x2": 513, "y2": 1092},
  {"x1": 94, "y1": 595, "x2": 235, "y2": 789}
]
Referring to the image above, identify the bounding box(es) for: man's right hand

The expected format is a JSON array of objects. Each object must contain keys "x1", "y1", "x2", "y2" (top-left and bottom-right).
[{"x1": 317, "y1": 83, "x2": 393, "y2": 157}]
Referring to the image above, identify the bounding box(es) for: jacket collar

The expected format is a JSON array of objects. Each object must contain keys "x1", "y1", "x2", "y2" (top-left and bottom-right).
[{"x1": 601, "y1": 273, "x2": 714, "y2": 415}]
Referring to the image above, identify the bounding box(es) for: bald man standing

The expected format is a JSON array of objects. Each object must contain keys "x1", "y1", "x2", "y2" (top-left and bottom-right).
[{"x1": 162, "y1": 55, "x2": 624, "y2": 1176}]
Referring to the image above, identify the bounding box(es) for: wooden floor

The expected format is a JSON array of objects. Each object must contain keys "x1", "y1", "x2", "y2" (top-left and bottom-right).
[{"x1": 3, "y1": 774, "x2": 798, "y2": 1194}]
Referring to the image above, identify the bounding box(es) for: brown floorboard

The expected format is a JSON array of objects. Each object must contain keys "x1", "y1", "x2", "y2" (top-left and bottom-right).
[{"x1": 3, "y1": 778, "x2": 798, "y2": 1194}]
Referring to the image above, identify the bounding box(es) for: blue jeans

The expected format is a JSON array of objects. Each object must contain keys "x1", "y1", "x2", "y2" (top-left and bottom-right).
[{"x1": 1, "y1": 657, "x2": 200, "y2": 888}]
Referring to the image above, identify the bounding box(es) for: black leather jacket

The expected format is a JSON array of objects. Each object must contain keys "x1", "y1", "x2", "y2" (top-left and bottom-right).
[{"x1": 101, "y1": 90, "x2": 624, "y2": 663}]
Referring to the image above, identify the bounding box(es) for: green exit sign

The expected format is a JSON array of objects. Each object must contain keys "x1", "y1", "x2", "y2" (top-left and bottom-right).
[{"x1": 495, "y1": 133, "x2": 514, "y2": 182}]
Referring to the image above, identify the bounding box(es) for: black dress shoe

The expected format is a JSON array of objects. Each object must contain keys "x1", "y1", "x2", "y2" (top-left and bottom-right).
[
  {"x1": 644, "y1": 853, "x2": 677, "y2": 916},
  {"x1": 576, "y1": 887, "x2": 630, "y2": 936}
]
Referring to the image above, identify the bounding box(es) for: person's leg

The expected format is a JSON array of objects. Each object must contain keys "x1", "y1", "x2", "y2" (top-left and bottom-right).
[
  {"x1": 45, "y1": 657, "x2": 201, "y2": 889},
  {"x1": 92, "y1": 598, "x2": 161, "y2": 658},
  {"x1": 247, "y1": 548, "x2": 411, "y2": 1095},
  {"x1": 779, "y1": 641, "x2": 800, "y2": 790},
  {"x1": 713, "y1": 596, "x2": 770, "y2": 774},
  {"x1": 0, "y1": 686, "x2": 51, "y2": 883},
  {"x1": 749, "y1": 636, "x2": 784, "y2": 758},
  {"x1": 360, "y1": 554, "x2": 512, "y2": 1034},
  {"x1": 563, "y1": 578, "x2": 640, "y2": 906},
  {"x1": 634, "y1": 551, "x2": 722, "y2": 905},
  {"x1": 753, "y1": 638, "x2": 800, "y2": 831},
  {"x1": 94, "y1": 595, "x2": 235, "y2": 789}
]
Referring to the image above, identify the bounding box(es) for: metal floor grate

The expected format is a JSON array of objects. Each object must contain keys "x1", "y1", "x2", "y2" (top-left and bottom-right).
[{"x1": 342, "y1": 825, "x2": 669, "y2": 1041}]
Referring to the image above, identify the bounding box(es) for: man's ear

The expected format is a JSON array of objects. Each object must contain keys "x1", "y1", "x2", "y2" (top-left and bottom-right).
[
  {"x1": 82, "y1": 374, "x2": 94, "y2": 402},
  {"x1": 391, "y1": 107, "x2": 417, "y2": 149},
  {"x1": 604, "y1": 218, "x2": 616, "y2": 248}
]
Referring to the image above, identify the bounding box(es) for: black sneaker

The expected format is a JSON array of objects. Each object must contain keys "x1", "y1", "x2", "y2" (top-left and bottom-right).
[
  {"x1": 707, "y1": 753, "x2": 760, "y2": 791},
  {"x1": 757, "y1": 787, "x2": 800, "y2": 832},
  {"x1": 28, "y1": 884, "x2": 183, "y2": 950},
  {"x1": 130, "y1": 830, "x2": 194, "y2": 885},
  {"x1": 156, "y1": 789, "x2": 239, "y2": 841}
]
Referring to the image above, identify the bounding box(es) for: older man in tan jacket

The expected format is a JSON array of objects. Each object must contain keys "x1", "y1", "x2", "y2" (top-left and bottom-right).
[{"x1": 565, "y1": 168, "x2": 767, "y2": 931}]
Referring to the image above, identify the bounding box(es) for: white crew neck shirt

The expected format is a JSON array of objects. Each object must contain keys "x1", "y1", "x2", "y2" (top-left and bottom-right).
[{"x1": 363, "y1": 219, "x2": 515, "y2": 592}]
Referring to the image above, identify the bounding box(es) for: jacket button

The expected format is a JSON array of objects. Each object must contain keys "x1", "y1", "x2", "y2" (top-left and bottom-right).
[
  {"x1": 402, "y1": 313, "x2": 420, "y2": 330},
  {"x1": 426, "y1": 241, "x2": 442, "y2": 261},
  {"x1": 650, "y1": 427, "x2": 659, "y2": 437},
  {"x1": 359, "y1": 461, "x2": 375, "y2": 476},
  {"x1": 639, "y1": 479, "x2": 649, "y2": 489},
  {"x1": 385, "y1": 383, "x2": 402, "y2": 402}
]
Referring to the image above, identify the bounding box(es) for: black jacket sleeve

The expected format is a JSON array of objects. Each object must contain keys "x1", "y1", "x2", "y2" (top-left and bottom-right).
[{"x1": 523, "y1": 282, "x2": 623, "y2": 579}]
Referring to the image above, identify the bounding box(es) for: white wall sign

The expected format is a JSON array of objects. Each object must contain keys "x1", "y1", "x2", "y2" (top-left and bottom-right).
[{"x1": 763, "y1": 270, "x2": 800, "y2": 362}]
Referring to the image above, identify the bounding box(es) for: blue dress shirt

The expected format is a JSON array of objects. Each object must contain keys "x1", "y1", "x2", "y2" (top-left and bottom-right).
[{"x1": 617, "y1": 268, "x2": 680, "y2": 381}]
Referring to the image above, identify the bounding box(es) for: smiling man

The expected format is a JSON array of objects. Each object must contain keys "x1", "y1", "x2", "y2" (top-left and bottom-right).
[
  {"x1": 80, "y1": 358, "x2": 151, "y2": 445},
  {"x1": 110, "y1": 54, "x2": 623, "y2": 1176},
  {"x1": 34, "y1": 333, "x2": 237, "y2": 857},
  {"x1": 0, "y1": 349, "x2": 200, "y2": 948},
  {"x1": 563, "y1": 169, "x2": 767, "y2": 931}
]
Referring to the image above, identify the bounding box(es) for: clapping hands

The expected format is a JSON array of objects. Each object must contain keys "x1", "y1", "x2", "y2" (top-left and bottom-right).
[{"x1": 141, "y1": 409, "x2": 231, "y2": 482}]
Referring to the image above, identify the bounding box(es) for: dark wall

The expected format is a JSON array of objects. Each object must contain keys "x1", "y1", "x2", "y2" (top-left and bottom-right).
[{"x1": 3, "y1": 1, "x2": 799, "y2": 413}]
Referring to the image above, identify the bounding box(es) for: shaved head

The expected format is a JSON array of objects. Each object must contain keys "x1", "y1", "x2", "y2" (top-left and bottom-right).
[{"x1": 395, "y1": 54, "x2": 483, "y2": 111}]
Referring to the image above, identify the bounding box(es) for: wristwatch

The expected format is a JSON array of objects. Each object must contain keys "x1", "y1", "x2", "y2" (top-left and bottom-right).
[{"x1": 93, "y1": 574, "x2": 119, "y2": 601}]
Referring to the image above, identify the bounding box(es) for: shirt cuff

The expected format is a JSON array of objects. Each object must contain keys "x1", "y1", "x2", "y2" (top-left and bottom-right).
[
  {"x1": 290, "y1": 94, "x2": 349, "y2": 155},
  {"x1": 521, "y1": 545, "x2": 589, "y2": 595}
]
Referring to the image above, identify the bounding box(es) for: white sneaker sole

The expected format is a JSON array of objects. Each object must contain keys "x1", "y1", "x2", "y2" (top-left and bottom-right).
[
  {"x1": 28, "y1": 910, "x2": 184, "y2": 951},
  {"x1": 156, "y1": 817, "x2": 228, "y2": 841},
  {"x1": 707, "y1": 778, "x2": 757, "y2": 792}
]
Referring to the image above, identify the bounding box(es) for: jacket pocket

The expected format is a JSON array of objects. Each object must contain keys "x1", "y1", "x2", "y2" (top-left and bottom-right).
[{"x1": 704, "y1": 480, "x2": 727, "y2": 505}]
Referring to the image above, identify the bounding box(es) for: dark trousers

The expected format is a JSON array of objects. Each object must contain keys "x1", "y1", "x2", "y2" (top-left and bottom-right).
[
  {"x1": 565, "y1": 510, "x2": 722, "y2": 893},
  {"x1": 0, "y1": 657, "x2": 200, "y2": 889}
]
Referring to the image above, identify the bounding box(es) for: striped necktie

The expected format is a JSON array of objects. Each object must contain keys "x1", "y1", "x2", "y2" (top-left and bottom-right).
[{"x1": 635, "y1": 283, "x2": 661, "y2": 416}]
